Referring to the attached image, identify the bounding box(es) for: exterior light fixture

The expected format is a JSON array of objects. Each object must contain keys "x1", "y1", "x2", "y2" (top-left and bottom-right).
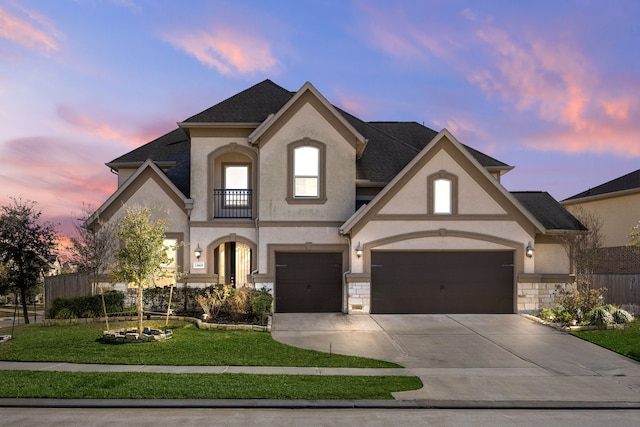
[
  {"x1": 194, "y1": 244, "x2": 202, "y2": 260},
  {"x1": 355, "y1": 242, "x2": 363, "y2": 259},
  {"x1": 526, "y1": 241, "x2": 534, "y2": 258}
]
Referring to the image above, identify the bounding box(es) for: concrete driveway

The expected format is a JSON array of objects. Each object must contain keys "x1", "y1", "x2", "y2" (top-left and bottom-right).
[{"x1": 272, "y1": 313, "x2": 640, "y2": 404}]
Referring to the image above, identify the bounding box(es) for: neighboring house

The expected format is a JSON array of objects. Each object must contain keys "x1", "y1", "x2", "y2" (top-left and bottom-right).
[
  {"x1": 87, "y1": 80, "x2": 584, "y2": 315},
  {"x1": 563, "y1": 169, "x2": 640, "y2": 273}
]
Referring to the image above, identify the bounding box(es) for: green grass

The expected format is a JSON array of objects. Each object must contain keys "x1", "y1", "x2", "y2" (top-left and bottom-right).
[
  {"x1": 0, "y1": 371, "x2": 422, "y2": 399},
  {"x1": 571, "y1": 320, "x2": 640, "y2": 362},
  {"x1": 0, "y1": 320, "x2": 398, "y2": 368}
]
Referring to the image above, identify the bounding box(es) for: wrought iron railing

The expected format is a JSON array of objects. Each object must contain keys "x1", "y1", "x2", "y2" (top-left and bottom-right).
[{"x1": 213, "y1": 189, "x2": 252, "y2": 218}]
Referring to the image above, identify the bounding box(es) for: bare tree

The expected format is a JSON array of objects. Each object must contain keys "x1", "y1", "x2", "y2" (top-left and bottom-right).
[
  {"x1": 558, "y1": 206, "x2": 604, "y2": 281},
  {"x1": 68, "y1": 203, "x2": 117, "y2": 294}
]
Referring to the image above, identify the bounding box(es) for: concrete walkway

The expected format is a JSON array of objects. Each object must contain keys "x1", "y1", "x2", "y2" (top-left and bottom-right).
[{"x1": 2, "y1": 313, "x2": 640, "y2": 408}]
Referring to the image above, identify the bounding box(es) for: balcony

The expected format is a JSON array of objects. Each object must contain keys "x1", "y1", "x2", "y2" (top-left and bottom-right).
[{"x1": 213, "y1": 189, "x2": 252, "y2": 218}]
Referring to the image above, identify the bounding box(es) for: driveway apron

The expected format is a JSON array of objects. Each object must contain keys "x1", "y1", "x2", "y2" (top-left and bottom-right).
[{"x1": 271, "y1": 313, "x2": 640, "y2": 403}]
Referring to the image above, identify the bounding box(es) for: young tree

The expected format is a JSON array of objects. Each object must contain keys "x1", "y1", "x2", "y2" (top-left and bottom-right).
[
  {"x1": 111, "y1": 206, "x2": 170, "y2": 335},
  {"x1": 559, "y1": 206, "x2": 604, "y2": 281},
  {"x1": 68, "y1": 203, "x2": 117, "y2": 293},
  {"x1": 628, "y1": 221, "x2": 640, "y2": 247},
  {"x1": 0, "y1": 197, "x2": 58, "y2": 324}
]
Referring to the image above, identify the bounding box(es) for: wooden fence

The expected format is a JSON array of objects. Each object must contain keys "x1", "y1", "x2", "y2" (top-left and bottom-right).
[
  {"x1": 44, "y1": 273, "x2": 91, "y2": 311},
  {"x1": 591, "y1": 273, "x2": 640, "y2": 313}
]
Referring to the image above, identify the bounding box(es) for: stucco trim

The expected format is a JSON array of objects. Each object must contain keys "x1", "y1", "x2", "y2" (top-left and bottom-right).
[
  {"x1": 267, "y1": 243, "x2": 349, "y2": 279},
  {"x1": 345, "y1": 273, "x2": 371, "y2": 282},
  {"x1": 340, "y1": 129, "x2": 544, "y2": 237},
  {"x1": 258, "y1": 221, "x2": 344, "y2": 227},
  {"x1": 360, "y1": 229, "x2": 523, "y2": 274},
  {"x1": 207, "y1": 144, "x2": 258, "y2": 221},
  {"x1": 248, "y1": 82, "x2": 367, "y2": 156},
  {"x1": 286, "y1": 139, "x2": 327, "y2": 204},
  {"x1": 86, "y1": 159, "x2": 190, "y2": 228},
  {"x1": 518, "y1": 273, "x2": 574, "y2": 283}
]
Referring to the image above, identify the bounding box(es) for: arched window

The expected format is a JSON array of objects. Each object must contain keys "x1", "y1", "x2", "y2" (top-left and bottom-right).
[
  {"x1": 287, "y1": 140, "x2": 327, "y2": 204},
  {"x1": 433, "y1": 178, "x2": 452, "y2": 214},
  {"x1": 428, "y1": 171, "x2": 458, "y2": 215},
  {"x1": 294, "y1": 146, "x2": 319, "y2": 197}
]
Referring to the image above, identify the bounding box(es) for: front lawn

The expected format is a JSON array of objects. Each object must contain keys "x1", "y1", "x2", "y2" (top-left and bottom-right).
[
  {"x1": 0, "y1": 320, "x2": 398, "y2": 368},
  {"x1": 0, "y1": 371, "x2": 422, "y2": 399},
  {"x1": 0, "y1": 320, "x2": 422, "y2": 400},
  {"x1": 571, "y1": 320, "x2": 640, "y2": 362}
]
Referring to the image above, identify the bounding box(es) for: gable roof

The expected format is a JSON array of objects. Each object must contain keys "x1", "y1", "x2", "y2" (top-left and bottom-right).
[
  {"x1": 341, "y1": 129, "x2": 547, "y2": 235},
  {"x1": 511, "y1": 192, "x2": 586, "y2": 232},
  {"x1": 183, "y1": 79, "x2": 294, "y2": 123},
  {"x1": 247, "y1": 82, "x2": 367, "y2": 156},
  {"x1": 107, "y1": 79, "x2": 513, "y2": 196},
  {"x1": 563, "y1": 168, "x2": 640, "y2": 202},
  {"x1": 86, "y1": 159, "x2": 192, "y2": 229}
]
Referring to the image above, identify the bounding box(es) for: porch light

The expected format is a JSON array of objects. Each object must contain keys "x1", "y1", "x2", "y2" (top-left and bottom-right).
[
  {"x1": 355, "y1": 242, "x2": 363, "y2": 259},
  {"x1": 526, "y1": 241, "x2": 534, "y2": 258},
  {"x1": 194, "y1": 244, "x2": 202, "y2": 260}
]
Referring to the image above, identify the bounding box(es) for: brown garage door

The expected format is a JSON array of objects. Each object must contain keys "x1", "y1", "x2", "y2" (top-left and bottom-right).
[
  {"x1": 371, "y1": 251, "x2": 514, "y2": 314},
  {"x1": 275, "y1": 252, "x2": 342, "y2": 313}
]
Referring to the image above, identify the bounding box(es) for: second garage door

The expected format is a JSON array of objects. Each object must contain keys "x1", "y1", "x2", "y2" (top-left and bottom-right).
[
  {"x1": 275, "y1": 252, "x2": 343, "y2": 313},
  {"x1": 371, "y1": 251, "x2": 514, "y2": 314}
]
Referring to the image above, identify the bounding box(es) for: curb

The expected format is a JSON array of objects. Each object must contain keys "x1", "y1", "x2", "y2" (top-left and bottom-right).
[{"x1": 2, "y1": 398, "x2": 640, "y2": 410}]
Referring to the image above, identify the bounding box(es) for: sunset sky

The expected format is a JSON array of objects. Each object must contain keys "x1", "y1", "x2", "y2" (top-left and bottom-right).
[{"x1": 1, "y1": 0, "x2": 639, "y2": 244}]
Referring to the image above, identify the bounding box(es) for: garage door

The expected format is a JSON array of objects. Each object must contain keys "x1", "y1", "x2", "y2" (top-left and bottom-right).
[
  {"x1": 275, "y1": 252, "x2": 342, "y2": 313},
  {"x1": 371, "y1": 251, "x2": 514, "y2": 314}
]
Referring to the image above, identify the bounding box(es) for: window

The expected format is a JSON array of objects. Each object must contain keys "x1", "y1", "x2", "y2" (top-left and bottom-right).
[
  {"x1": 433, "y1": 179, "x2": 452, "y2": 214},
  {"x1": 294, "y1": 146, "x2": 319, "y2": 197},
  {"x1": 428, "y1": 171, "x2": 458, "y2": 215},
  {"x1": 287, "y1": 140, "x2": 326, "y2": 204},
  {"x1": 223, "y1": 164, "x2": 249, "y2": 206}
]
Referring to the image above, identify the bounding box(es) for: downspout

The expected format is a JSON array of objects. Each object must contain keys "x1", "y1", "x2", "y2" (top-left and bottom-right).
[
  {"x1": 340, "y1": 232, "x2": 352, "y2": 314},
  {"x1": 250, "y1": 139, "x2": 260, "y2": 289}
]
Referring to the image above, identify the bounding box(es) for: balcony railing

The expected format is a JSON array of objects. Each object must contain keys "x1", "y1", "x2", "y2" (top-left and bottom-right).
[{"x1": 213, "y1": 189, "x2": 252, "y2": 218}]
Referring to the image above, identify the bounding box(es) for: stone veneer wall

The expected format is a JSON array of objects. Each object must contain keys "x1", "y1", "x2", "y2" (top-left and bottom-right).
[
  {"x1": 347, "y1": 282, "x2": 371, "y2": 314},
  {"x1": 517, "y1": 279, "x2": 575, "y2": 314}
]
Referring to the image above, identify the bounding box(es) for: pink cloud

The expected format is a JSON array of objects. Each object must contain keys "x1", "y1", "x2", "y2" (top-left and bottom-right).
[
  {"x1": 164, "y1": 26, "x2": 279, "y2": 75},
  {"x1": 56, "y1": 104, "x2": 174, "y2": 148},
  {"x1": 0, "y1": 136, "x2": 117, "y2": 235},
  {"x1": 0, "y1": 3, "x2": 62, "y2": 53}
]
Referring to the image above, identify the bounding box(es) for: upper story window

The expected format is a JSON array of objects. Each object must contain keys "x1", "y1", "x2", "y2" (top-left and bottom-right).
[
  {"x1": 294, "y1": 146, "x2": 319, "y2": 197},
  {"x1": 287, "y1": 139, "x2": 327, "y2": 204},
  {"x1": 428, "y1": 171, "x2": 458, "y2": 215},
  {"x1": 433, "y1": 178, "x2": 452, "y2": 214},
  {"x1": 223, "y1": 164, "x2": 249, "y2": 206}
]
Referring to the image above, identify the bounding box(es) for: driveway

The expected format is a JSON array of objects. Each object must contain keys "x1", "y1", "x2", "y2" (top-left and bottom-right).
[{"x1": 272, "y1": 313, "x2": 640, "y2": 403}]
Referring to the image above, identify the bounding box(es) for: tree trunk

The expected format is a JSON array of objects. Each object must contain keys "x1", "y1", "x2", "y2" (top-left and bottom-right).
[
  {"x1": 137, "y1": 284, "x2": 143, "y2": 335},
  {"x1": 20, "y1": 286, "x2": 30, "y2": 325}
]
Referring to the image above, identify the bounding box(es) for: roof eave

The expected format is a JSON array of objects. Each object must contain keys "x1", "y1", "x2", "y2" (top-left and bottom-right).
[{"x1": 562, "y1": 187, "x2": 640, "y2": 205}]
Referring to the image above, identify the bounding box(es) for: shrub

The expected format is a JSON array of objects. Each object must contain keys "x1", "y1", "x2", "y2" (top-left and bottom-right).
[
  {"x1": 195, "y1": 284, "x2": 233, "y2": 319},
  {"x1": 587, "y1": 306, "x2": 614, "y2": 327},
  {"x1": 251, "y1": 287, "x2": 273, "y2": 325},
  {"x1": 53, "y1": 307, "x2": 77, "y2": 320},
  {"x1": 554, "y1": 281, "x2": 607, "y2": 323},
  {"x1": 539, "y1": 306, "x2": 572, "y2": 324},
  {"x1": 229, "y1": 286, "x2": 253, "y2": 321},
  {"x1": 47, "y1": 291, "x2": 125, "y2": 319},
  {"x1": 611, "y1": 307, "x2": 634, "y2": 324}
]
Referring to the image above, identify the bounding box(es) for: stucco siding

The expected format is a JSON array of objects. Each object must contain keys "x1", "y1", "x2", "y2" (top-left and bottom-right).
[
  {"x1": 565, "y1": 193, "x2": 640, "y2": 247},
  {"x1": 257, "y1": 102, "x2": 356, "y2": 222}
]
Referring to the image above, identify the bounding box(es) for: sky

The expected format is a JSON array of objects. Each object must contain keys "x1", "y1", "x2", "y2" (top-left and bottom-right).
[{"x1": 1, "y1": 0, "x2": 639, "y2": 246}]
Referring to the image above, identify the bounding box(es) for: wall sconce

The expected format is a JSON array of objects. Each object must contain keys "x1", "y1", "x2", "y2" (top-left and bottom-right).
[
  {"x1": 526, "y1": 241, "x2": 534, "y2": 258},
  {"x1": 355, "y1": 242, "x2": 363, "y2": 259},
  {"x1": 194, "y1": 243, "x2": 202, "y2": 260}
]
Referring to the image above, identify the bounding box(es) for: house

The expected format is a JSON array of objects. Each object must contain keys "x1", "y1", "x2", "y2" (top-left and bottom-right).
[
  {"x1": 563, "y1": 169, "x2": 640, "y2": 273},
  {"x1": 88, "y1": 80, "x2": 584, "y2": 315}
]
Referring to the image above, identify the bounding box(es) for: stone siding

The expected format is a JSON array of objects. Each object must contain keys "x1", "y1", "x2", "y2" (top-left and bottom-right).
[
  {"x1": 517, "y1": 281, "x2": 576, "y2": 314},
  {"x1": 347, "y1": 282, "x2": 371, "y2": 314}
]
